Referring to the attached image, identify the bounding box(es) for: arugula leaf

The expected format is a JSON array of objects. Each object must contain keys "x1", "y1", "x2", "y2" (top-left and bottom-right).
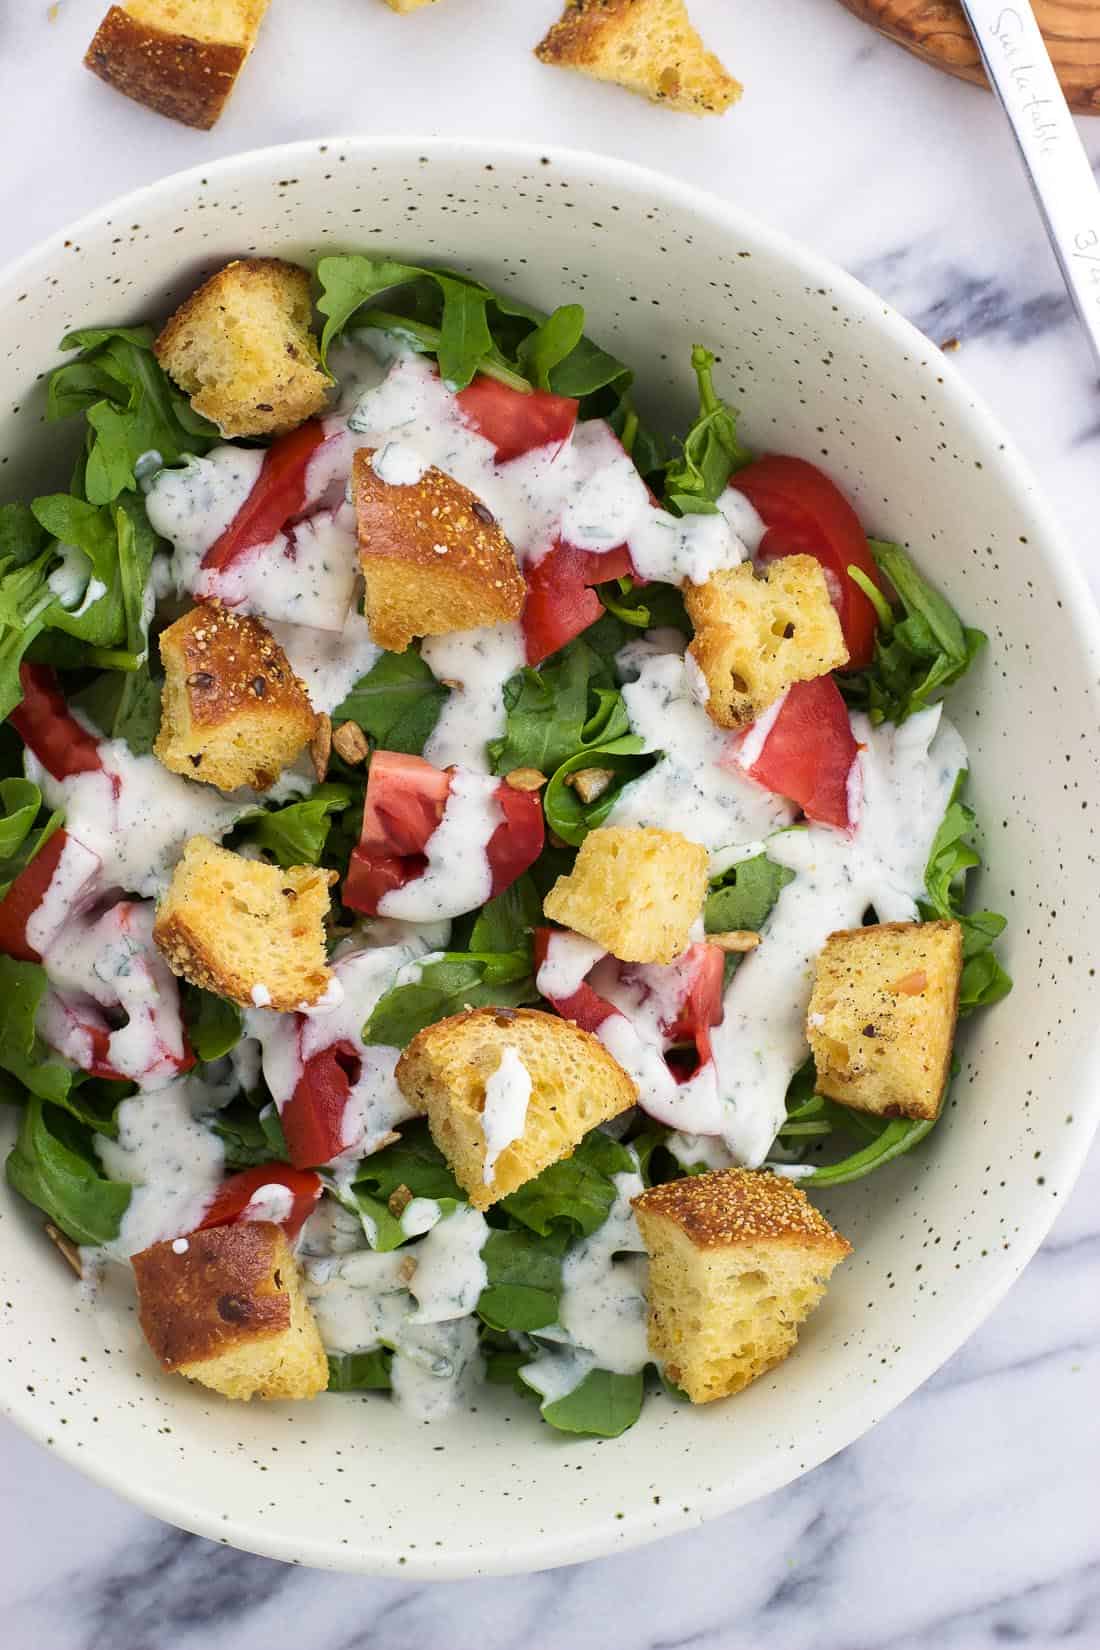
[
  {"x1": 537, "y1": 1368, "x2": 645, "y2": 1438},
  {"x1": 548, "y1": 331, "x2": 631, "y2": 400},
  {"x1": 0, "y1": 956, "x2": 74, "y2": 1105},
  {"x1": 517, "y1": 305, "x2": 585, "y2": 390},
  {"x1": 6, "y1": 1094, "x2": 130, "y2": 1246},
  {"x1": 363, "y1": 952, "x2": 537, "y2": 1047},
  {"x1": 662, "y1": 346, "x2": 749, "y2": 515},
  {"x1": 327, "y1": 1349, "x2": 393, "y2": 1392},
  {"x1": 336, "y1": 1185, "x2": 408, "y2": 1252},
  {"x1": 0, "y1": 539, "x2": 57, "y2": 721},
  {"x1": 30, "y1": 493, "x2": 156, "y2": 658},
  {"x1": 182, "y1": 985, "x2": 244, "y2": 1063},
  {"x1": 352, "y1": 1120, "x2": 462, "y2": 1204},
  {"x1": 803, "y1": 1117, "x2": 936, "y2": 1186},
  {"x1": 477, "y1": 1225, "x2": 569, "y2": 1333},
  {"x1": 259, "y1": 1104, "x2": 290, "y2": 1160},
  {"x1": 542, "y1": 735, "x2": 647, "y2": 848},
  {"x1": 0, "y1": 779, "x2": 62, "y2": 903},
  {"x1": 74, "y1": 664, "x2": 162, "y2": 754},
  {"x1": 47, "y1": 326, "x2": 217, "y2": 506},
  {"x1": 501, "y1": 1130, "x2": 634, "y2": 1239},
  {"x1": 465, "y1": 874, "x2": 541, "y2": 955},
  {"x1": 489, "y1": 638, "x2": 616, "y2": 779},
  {"x1": 842, "y1": 540, "x2": 988, "y2": 726},
  {"x1": 211, "y1": 1102, "x2": 280, "y2": 1170},
  {"x1": 317, "y1": 257, "x2": 498, "y2": 389},
  {"x1": 334, "y1": 649, "x2": 449, "y2": 757},
  {"x1": 921, "y1": 774, "x2": 1012, "y2": 1014},
  {"x1": 244, "y1": 784, "x2": 354, "y2": 869},
  {"x1": 704, "y1": 853, "x2": 795, "y2": 935}
]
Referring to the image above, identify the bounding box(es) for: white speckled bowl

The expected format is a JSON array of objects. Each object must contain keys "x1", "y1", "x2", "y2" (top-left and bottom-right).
[{"x1": 1, "y1": 137, "x2": 1098, "y2": 1577}]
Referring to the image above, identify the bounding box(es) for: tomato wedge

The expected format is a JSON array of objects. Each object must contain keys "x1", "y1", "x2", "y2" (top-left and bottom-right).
[
  {"x1": 344, "y1": 752, "x2": 544, "y2": 917},
  {"x1": 11, "y1": 664, "x2": 103, "y2": 779},
  {"x1": 201, "y1": 419, "x2": 327, "y2": 574},
  {"x1": 522, "y1": 540, "x2": 635, "y2": 666},
  {"x1": 456, "y1": 377, "x2": 578, "y2": 464},
  {"x1": 744, "y1": 676, "x2": 858, "y2": 830},
  {"x1": 280, "y1": 1040, "x2": 362, "y2": 1169},
  {"x1": 532, "y1": 927, "x2": 617, "y2": 1032},
  {"x1": 734, "y1": 456, "x2": 884, "y2": 670},
  {"x1": 662, "y1": 943, "x2": 726, "y2": 1069},
  {"x1": 198, "y1": 1164, "x2": 323, "y2": 1241},
  {"x1": 0, "y1": 830, "x2": 76, "y2": 962}
]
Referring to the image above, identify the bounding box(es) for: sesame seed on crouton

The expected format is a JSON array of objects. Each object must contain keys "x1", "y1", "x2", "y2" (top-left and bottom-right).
[
  {"x1": 156, "y1": 603, "x2": 316, "y2": 793},
  {"x1": 632, "y1": 1169, "x2": 851, "y2": 1402}
]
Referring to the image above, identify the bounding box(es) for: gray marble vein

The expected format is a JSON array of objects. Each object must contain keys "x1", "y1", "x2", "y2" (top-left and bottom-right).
[{"x1": 0, "y1": 1, "x2": 1098, "y2": 1646}]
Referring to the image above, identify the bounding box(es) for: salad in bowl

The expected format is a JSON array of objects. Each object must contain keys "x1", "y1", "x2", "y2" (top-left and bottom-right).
[{"x1": 0, "y1": 250, "x2": 1010, "y2": 1439}]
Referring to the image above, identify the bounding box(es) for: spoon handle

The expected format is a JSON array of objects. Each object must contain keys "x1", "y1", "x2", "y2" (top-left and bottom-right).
[{"x1": 959, "y1": 0, "x2": 1100, "y2": 375}]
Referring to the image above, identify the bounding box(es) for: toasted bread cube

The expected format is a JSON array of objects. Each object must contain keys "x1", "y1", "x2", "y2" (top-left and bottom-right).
[
  {"x1": 156, "y1": 603, "x2": 316, "y2": 792},
  {"x1": 807, "y1": 920, "x2": 963, "y2": 1122},
  {"x1": 132, "y1": 1222, "x2": 328, "y2": 1400},
  {"x1": 154, "y1": 258, "x2": 328, "y2": 437},
  {"x1": 396, "y1": 1006, "x2": 637, "y2": 1210},
  {"x1": 633, "y1": 1169, "x2": 851, "y2": 1402},
  {"x1": 85, "y1": 2, "x2": 271, "y2": 131},
  {"x1": 353, "y1": 448, "x2": 525, "y2": 652},
  {"x1": 535, "y1": 0, "x2": 740, "y2": 116},
  {"x1": 685, "y1": 556, "x2": 849, "y2": 729},
  {"x1": 543, "y1": 826, "x2": 707, "y2": 965},
  {"x1": 154, "y1": 836, "x2": 335, "y2": 1011}
]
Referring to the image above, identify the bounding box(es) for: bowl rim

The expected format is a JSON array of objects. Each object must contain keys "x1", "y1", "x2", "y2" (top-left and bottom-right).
[{"x1": 2, "y1": 132, "x2": 1099, "y2": 1577}]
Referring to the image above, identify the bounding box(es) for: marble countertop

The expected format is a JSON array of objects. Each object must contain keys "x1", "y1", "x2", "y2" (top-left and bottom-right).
[{"x1": 1, "y1": 1, "x2": 1098, "y2": 1644}]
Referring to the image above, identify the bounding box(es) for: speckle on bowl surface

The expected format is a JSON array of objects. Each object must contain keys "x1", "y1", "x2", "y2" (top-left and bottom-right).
[{"x1": 0, "y1": 136, "x2": 1098, "y2": 1579}]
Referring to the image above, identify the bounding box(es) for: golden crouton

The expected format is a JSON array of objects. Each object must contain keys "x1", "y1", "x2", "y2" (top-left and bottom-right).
[
  {"x1": 155, "y1": 258, "x2": 328, "y2": 437},
  {"x1": 132, "y1": 1222, "x2": 328, "y2": 1401},
  {"x1": 353, "y1": 449, "x2": 525, "y2": 652},
  {"x1": 395, "y1": 1007, "x2": 637, "y2": 1210},
  {"x1": 156, "y1": 603, "x2": 316, "y2": 792},
  {"x1": 535, "y1": 0, "x2": 740, "y2": 116},
  {"x1": 154, "y1": 836, "x2": 335, "y2": 1011},
  {"x1": 685, "y1": 556, "x2": 849, "y2": 729},
  {"x1": 542, "y1": 825, "x2": 708, "y2": 965},
  {"x1": 807, "y1": 920, "x2": 963, "y2": 1122},
  {"x1": 632, "y1": 1169, "x2": 851, "y2": 1403},
  {"x1": 85, "y1": 2, "x2": 271, "y2": 131}
]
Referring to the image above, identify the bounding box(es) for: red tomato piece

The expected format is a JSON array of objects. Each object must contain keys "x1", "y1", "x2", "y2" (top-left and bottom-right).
[
  {"x1": 522, "y1": 540, "x2": 635, "y2": 666},
  {"x1": 280, "y1": 1040, "x2": 362, "y2": 1170},
  {"x1": 0, "y1": 829, "x2": 71, "y2": 962},
  {"x1": 359, "y1": 751, "x2": 450, "y2": 856},
  {"x1": 198, "y1": 1164, "x2": 323, "y2": 1241},
  {"x1": 456, "y1": 377, "x2": 578, "y2": 464},
  {"x1": 745, "y1": 676, "x2": 858, "y2": 830},
  {"x1": 201, "y1": 420, "x2": 327, "y2": 574},
  {"x1": 532, "y1": 927, "x2": 618, "y2": 1033},
  {"x1": 734, "y1": 456, "x2": 885, "y2": 670},
  {"x1": 662, "y1": 943, "x2": 726, "y2": 1069},
  {"x1": 10, "y1": 664, "x2": 103, "y2": 779},
  {"x1": 487, "y1": 783, "x2": 544, "y2": 896}
]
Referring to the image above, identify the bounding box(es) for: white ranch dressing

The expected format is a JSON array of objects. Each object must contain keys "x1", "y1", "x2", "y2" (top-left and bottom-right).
[
  {"x1": 377, "y1": 767, "x2": 502, "y2": 921},
  {"x1": 37, "y1": 900, "x2": 188, "y2": 1087},
  {"x1": 371, "y1": 441, "x2": 429, "y2": 486},
  {"x1": 95, "y1": 1076, "x2": 226, "y2": 1259},
  {"x1": 239, "y1": 1183, "x2": 295, "y2": 1226},
  {"x1": 145, "y1": 447, "x2": 266, "y2": 590},
  {"x1": 204, "y1": 505, "x2": 359, "y2": 633},
  {"x1": 480, "y1": 1046, "x2": 532, "y2": 1184},
  {"x1": 25, "y1": 739, "x2": 247, "y2": 898},
  {"x1": 405, "y1": 1204, "x2": 489, "y2": 1323},
  {"x1": 400, "y1": 1197, "x2": 443, "y2": 1238},
  {"x1": 24, "y1": 833, "x2": 100, "y2": 956},
  {"x1": 269, "y1": 610, "x2": 381, "y2": 716},
  {"x1": 47, "y1": 545, "x2": 107, "y2": 618},
  {"x1": 705, "y1": 705, "x2": 968, "y2": 1165},
  {"x1": 720, "y1": 486, "x2": 768, "y2": 555},
  {"x1": 605, "y1": 648, "x2": 795, "y2": 857},
  {"x1": 535, "y1": 931, "x2": 606, "y2": 999},
  {"x1": 521, "y1": 1166, "x2": 649, "y2": 1405},
  {"x1": 246, "y1": 925, "x2": 446, "y2": 1170},
  {"x1": 420, "y1": 621, "x2": 525, "y2": 772}
]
